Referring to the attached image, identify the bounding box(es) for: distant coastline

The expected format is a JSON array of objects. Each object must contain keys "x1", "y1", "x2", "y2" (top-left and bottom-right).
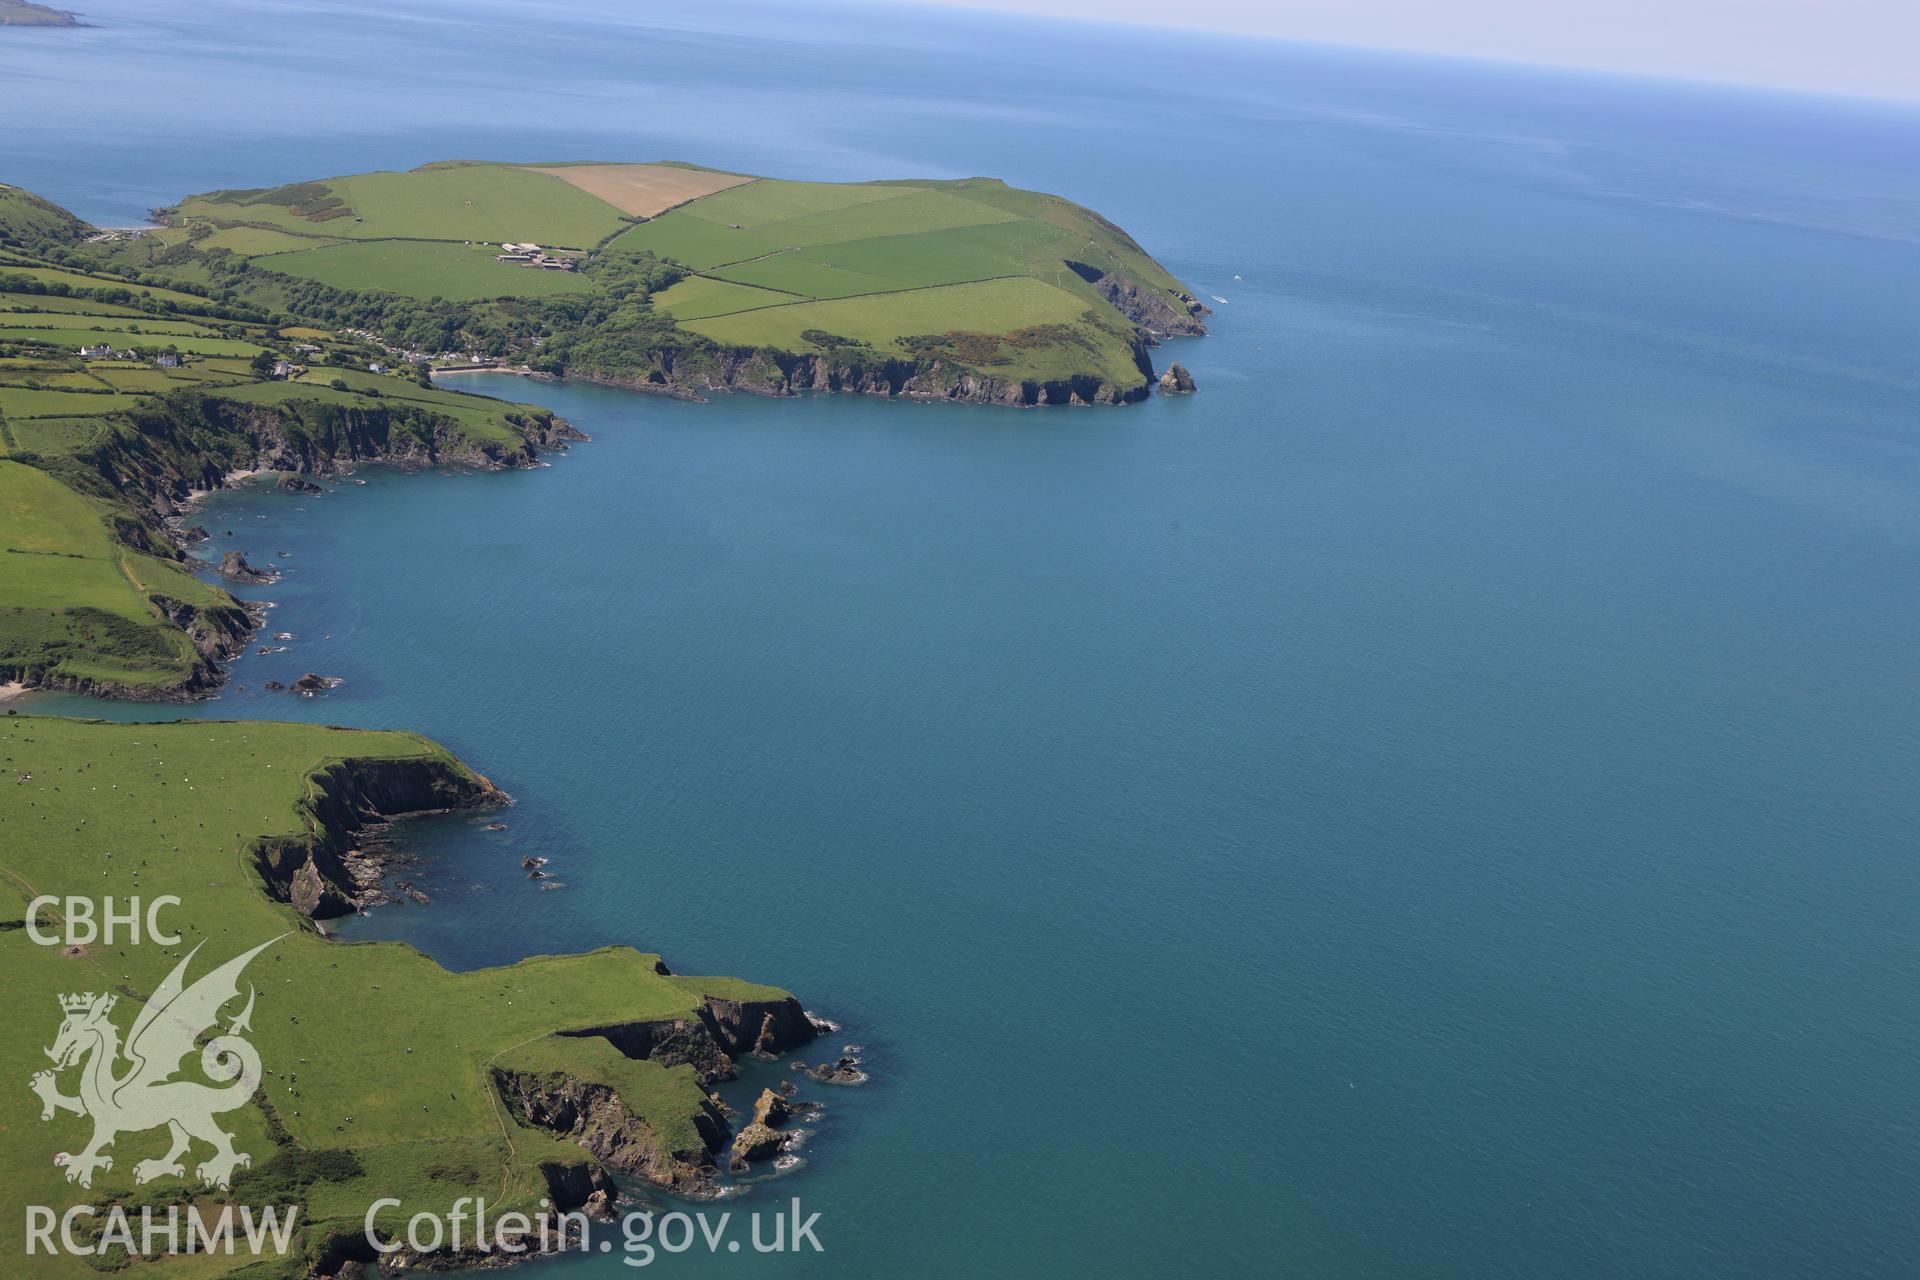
[{"x1": 0, "y1": 0, "x2": 86, "y2": 27}]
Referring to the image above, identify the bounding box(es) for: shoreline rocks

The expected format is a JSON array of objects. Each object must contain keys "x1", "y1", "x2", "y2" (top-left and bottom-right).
[
  {"x1": 217, "y1": 549, "x2": 276, "y2": 583},
  {"x1": 806, "y1": 1049, "x2": 870, "y2": 1086}
]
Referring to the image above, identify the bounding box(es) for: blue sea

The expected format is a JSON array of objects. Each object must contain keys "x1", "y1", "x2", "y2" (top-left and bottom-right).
[{"x1": 9, "y1": 1, "x2": 1920, "y2": 1275}]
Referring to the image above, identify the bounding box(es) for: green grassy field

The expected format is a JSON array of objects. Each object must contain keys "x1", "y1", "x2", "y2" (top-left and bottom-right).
[
  {"x1": 708, "y1": 255, "x2": 916, "y2": 300},
  {"x1": 0, "y1": 312, "x2": 217, "y2": 336},
  {"x1": 83, "y1": 363, "x2": 190, "y2": 392},
  {"x1": 214, "y1": 377, "x2": 535, "y2": 446},
  {"x1": 655, "y1": 177, "x2": 902, "y2": 225},
  {"x1": 175, "y1": 162, "x2": 630, "y2": 248},
  {"x1": 194, "y1": 224, "x2": 343, "y2": 256},
  {"x1": 0, "y1": 716, "x2": 799, "y2": 1276},
  {"x1": 683, "y1": 275, "x2": 1088, "y2": 346},
  {"x1": 0, "y1": 460, "x2": 217, "y2": 688},
  {"x1": 0, "y1": 326, "x2": 264, "y2": 357},
  {"x1": 0, "y1": 369, "x2": 100, "y2": 390},
  {"x1": 682, "y1": 275, "x2": 1142, "y2": 382},
  {"x1": 0, "y1": 386, "x2": 148, "y2": 417},
  {"x1": 650, "y1": 273, "x2": 796, "y2": 319},
  {"x1": 256, "y1": 239, "x2": 594, "y2": 301},
  {"x1": 0, "y1": 259, "x2": 209, "y2": 305},
  {"x1": 0, "y1": 182, "x2": 90, "y2": 248},
  {"x1": 599, "y1": 173, "x2": 1197, "y2": 386},
  {"x1": 0, "y1": 292, "x2": 151, "y2": 317},
  {"x1": 4, "y1": 415, "x2": 106, "y2": 456}
]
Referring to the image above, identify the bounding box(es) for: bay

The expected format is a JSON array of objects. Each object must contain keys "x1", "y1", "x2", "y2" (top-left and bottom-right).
[{"x1": 11, "y1": 1, "x2": 1920, "y2": 1274}]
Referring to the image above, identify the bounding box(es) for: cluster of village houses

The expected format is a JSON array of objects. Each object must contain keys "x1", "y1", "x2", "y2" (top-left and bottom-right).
[
  {"x1": 72, "y1": 333, "x2": 495, "y2": 382},
  {"x1": 76, "y1": 344, "x2": 181, "y2": 366},
  {"x1": 341, "y1": 327, "x2": 499, "y2": 369},
  {"x1": 493, "y1": 242, "x2": 578, "y2": 271}
]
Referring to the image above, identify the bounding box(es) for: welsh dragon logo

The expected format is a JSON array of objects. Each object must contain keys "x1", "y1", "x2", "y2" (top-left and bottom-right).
[{"x1": 29, "y1": 935, "x2": 284, "y2": 1190}]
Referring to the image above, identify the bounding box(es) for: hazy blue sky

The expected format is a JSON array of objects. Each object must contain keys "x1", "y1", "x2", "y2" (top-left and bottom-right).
[{"x1": 926, "y1": 0, "x2": 1919, "y2": 102}]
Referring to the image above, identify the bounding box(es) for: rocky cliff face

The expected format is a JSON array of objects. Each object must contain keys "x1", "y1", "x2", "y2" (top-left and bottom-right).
[
  {"x1": 1158, "y1": 363, "x2": 1196, "y2": 393},
  {"x1": 493, "y1": 1069, "x2": 727, "y2": 1196},
  {"x1": 701, "y1": 993, "x2": 819, "y2": 1059},
  {"x1": 494, "y1": 994, "x2": 824, "y2": 1196},
  {"x1": 0, "y1": 591, "x2": 261, "y2": 702},
  {"x1": 579, "y1": 332, "x2": 1161, "y2": 408},
  {"x1": 556, "y1": 993, "x2": 819, "y2": 1089},
  {"x1": 217, "y1": 549, "x2": 276, "y2": 583},
  {"x1": 564, "y1": 1017, "x2": 735, "y2": 1082},
  {"x1": 1065, "y1": 261, "x2": 1211, "y2": 337},
  {"x1": 72, "y1": 393, "x2": 578, "y2": 529},
  {"x1": 249, "y1": 752, "x2": 505, "y2": 918},
  {"x1": 16, "y1": 389, "x2": 581, "y2": 702}
]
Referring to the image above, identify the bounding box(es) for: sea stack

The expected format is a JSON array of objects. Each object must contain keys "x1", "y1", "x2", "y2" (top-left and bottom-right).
[{"x1": 217, "y1": 550, "x2": 276, "y2": 583}]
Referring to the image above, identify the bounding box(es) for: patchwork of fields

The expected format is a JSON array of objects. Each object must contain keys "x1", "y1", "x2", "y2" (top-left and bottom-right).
[
  {"x1": 0, "y1": 248, "x2": 569, "y2": 690},
  {"x1": 612, "y1": 174, "x2": 1194, "y2": 381},
  {"x1": 162, "y1": 161, "x2": 1202, "y2": 387},
  {"x1": 0, "y1": 162, "x2": 1202, "y2": 694}
]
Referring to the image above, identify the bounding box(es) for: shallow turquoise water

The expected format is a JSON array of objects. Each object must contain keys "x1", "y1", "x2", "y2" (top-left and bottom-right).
[{"x1": 11, "y1": 2, "x2": 1920, "y2": 1275}]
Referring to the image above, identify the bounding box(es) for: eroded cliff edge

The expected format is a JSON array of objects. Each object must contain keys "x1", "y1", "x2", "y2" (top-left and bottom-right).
[{"x1": 9, "y1": 388, "x2": 581, "y2": 701}]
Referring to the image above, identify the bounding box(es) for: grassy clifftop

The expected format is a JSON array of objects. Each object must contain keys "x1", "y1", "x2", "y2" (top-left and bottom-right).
[
  {"x1": 0, "y1": 458, "x2": 239, "y2": 692},
  {"x1": 0, "y1": 716, "x2": 814, "y2": 1275},
  {"x1": 0, "y1": 184, "x2": 828, "y2": 1274},
  {"x1": 163, "y1": 160, "x2": 1209, "y2": 404},
  {"x1": 0, "y1": 183, "x2": 90, "y2": 251},
  {"x1": 0, "y1": 221, "x2": 578, "y2": 697}
]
